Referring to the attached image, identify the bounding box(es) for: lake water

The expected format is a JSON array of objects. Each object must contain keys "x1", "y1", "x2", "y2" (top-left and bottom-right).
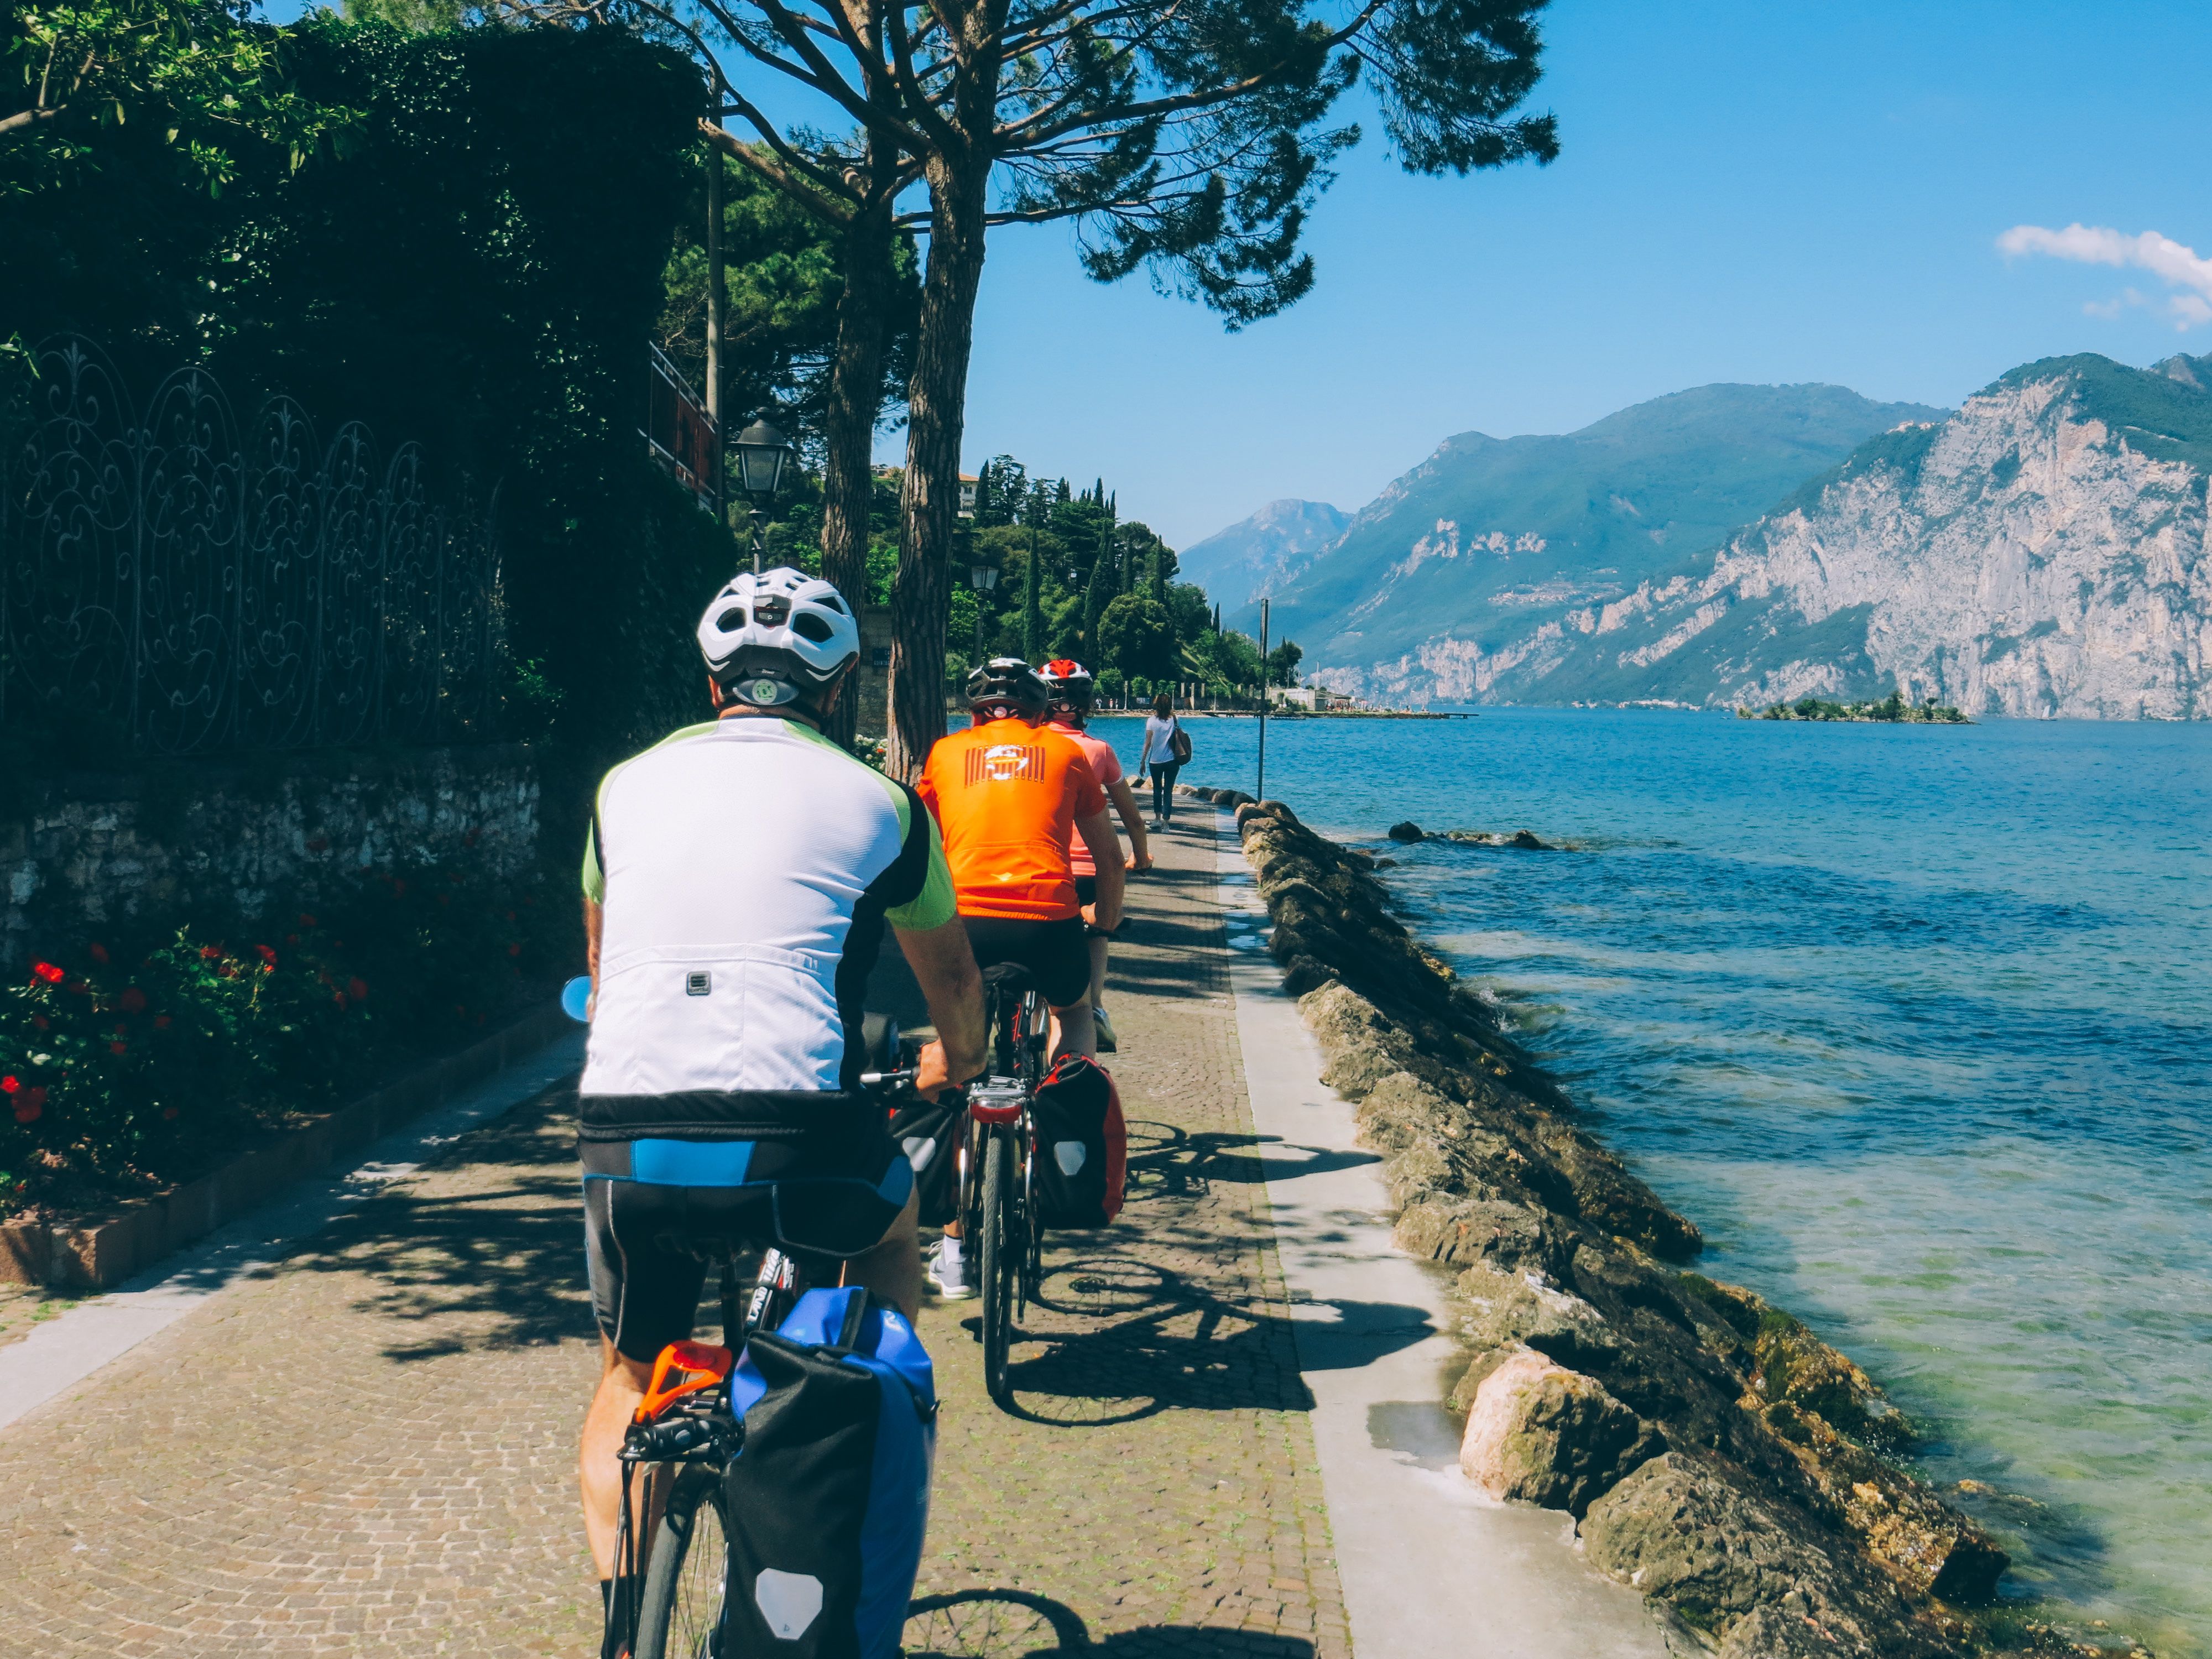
[{"x1": 1094, "y1": 707, "x2": 2212, "y2": 1652}]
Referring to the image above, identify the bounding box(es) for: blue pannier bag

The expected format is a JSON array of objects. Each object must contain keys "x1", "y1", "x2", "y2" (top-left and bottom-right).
[{"x1": 721, "y1": 1286, "x2": 936, "y2": 1658}]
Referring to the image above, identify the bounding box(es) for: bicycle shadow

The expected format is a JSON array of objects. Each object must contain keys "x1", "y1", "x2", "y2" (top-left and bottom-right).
[{"x1": 905, "y1": 1588, "x2": 1318, "y2": 1657}]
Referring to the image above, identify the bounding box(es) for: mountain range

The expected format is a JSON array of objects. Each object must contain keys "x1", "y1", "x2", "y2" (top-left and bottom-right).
[{"x1": 1187, "y1": 356, "x2": 2212, "y2": 717}]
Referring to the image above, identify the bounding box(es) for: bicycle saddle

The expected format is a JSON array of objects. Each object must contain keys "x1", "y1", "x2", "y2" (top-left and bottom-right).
[{"x1": 980, "y1": 963, "x2": 1037, "y2": 995}]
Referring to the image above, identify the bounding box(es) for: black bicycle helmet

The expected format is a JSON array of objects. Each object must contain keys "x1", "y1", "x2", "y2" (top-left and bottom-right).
[
  {"x1": 1037, "y1": 658, "x2": 1095, "y2": 715},
  {"x1": 966, "y1": 657, "x2": 1050, "y2": 722}
]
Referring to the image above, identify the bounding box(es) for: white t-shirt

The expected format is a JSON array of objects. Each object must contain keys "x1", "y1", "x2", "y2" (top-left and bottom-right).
[
  {"x1": 578, "y1": 716, "x2": 953, "y2": 1123},
  {"x1": 1139, "y1": 713, "x2": 1180, "y2": 771}
]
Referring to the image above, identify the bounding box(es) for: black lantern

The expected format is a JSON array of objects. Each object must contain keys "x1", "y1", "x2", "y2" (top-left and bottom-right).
[
  {"x1": 732, "y1": 416, "x2": 795, "y2": 502},
  {"x1": 731, "y1": 416, "x2": 796, "y2": 573}
]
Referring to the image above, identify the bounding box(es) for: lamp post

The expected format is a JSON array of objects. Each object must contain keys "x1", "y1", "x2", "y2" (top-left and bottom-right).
[
  {"x1": 731, "y1": 416, "x2": 796, "y2": 574},
  {"x1": 967, "y1": 539, "x2": 1000, "y2": 663}
]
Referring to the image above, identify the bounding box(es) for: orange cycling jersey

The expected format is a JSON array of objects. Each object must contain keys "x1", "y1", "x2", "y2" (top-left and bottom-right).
[{"x1": 915, "y1": 719, "x2": 1106, "y2": 921}]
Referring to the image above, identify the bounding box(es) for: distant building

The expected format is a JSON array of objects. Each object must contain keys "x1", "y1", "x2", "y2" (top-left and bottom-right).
[{"x1": 958, "y1": 474, "x2": 979, "y2": 519}]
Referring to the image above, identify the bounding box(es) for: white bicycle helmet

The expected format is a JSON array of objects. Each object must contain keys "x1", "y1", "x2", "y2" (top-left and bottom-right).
[{"x1": 697, "y1": 566, "x2": 860, "y2": 709}]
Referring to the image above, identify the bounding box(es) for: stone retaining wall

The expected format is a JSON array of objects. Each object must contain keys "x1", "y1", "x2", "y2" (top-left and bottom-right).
[
  {"x1": 1, "y1": 744, "x2": 540, "y2": 966},
  {"x1": 1185, "y1": 784, "x2": 2027, "y2": 1659}
]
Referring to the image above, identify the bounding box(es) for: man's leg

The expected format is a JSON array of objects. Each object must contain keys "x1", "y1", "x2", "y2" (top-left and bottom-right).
[
  {"x1": 1048, "y1": 999, "x2": 1096, "y2": 1062},
  {"x1": 581, "y1": 1339, "x2": 654, "y2": 1579},
  {"x1": 1087, "y1": 933, "x2": 1109, "y2": 1009},
  {"x1": 842, "y1": 1188, "x2": 923, "y2": 1323}
]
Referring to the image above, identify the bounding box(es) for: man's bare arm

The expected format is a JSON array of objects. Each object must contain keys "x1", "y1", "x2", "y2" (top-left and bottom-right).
[
  {"x1": 1076, "y1": 807, "x2": 1126, "y2": 930},
  {"x1": 893, "y1": 916, "x2": 988, "y2": 1098},
  {"x1": 1107, "y1": 777, "x2": 1151, "y2": 870},
  {"x1": 583, "y1": 896, "x2": 603, "y2": 1015}
]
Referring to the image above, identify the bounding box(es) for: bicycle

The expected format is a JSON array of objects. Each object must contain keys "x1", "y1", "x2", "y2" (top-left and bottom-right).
[
  {"x1": 961, "y1": 966, "x2": 1051, "y2": 1410},
  {"x1": 591, "y1": 1011, "x2": 919, "y2": 1659}
]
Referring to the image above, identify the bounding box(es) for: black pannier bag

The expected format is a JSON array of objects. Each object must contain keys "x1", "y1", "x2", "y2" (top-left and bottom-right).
[
  {"x1": 886, "y1": 1095, "x2": 962, "y2": 1228},
  {"x1": 1030, "y1": 1054, "x2": 1126, "y2": 1228},
  {"x1": 719, "y1": 1287, "x2": 936, "y2": 1658}
]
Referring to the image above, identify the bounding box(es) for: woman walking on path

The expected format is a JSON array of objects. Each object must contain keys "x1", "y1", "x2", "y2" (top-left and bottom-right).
[{"x1": 1139, "y1": 692, "x2": 1183, "y2": 831}]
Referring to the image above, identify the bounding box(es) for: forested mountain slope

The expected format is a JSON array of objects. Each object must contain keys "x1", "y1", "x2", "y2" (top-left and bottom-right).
[{"x1": 1222, "y1": 383, "x2": 1943, "y2": 686}]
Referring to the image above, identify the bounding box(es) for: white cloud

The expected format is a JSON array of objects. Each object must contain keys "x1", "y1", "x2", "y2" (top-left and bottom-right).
[{"x1": 1999, "y1": 223, "x2": 2212, "y2": 331}]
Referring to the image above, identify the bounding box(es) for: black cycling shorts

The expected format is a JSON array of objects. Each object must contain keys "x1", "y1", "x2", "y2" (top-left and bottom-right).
[
  {"x1": 963, "y1": 914, "x2": 1091, "y2": 1008},
  {"x1": 581, "y1": 1112, "x2": 912, "y2": 1362}
]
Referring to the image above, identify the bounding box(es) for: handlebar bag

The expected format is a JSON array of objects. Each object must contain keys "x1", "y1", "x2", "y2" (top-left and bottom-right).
[
  {"x1": 721, "y1": 1286, "x2": 937, "y2": 1659},
  {"x1": 885, "y1": 1097, "x2": 961, "y2": 1228},
  {"x1": 1031, "y1": 1054, "x2": 1127, "y2": 1228}
]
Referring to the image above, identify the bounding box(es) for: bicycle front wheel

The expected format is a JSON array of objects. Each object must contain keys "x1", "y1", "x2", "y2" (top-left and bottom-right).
[
  {"x1": 978, "y1": 1129, "x2": 1015, "y2": 1407},
  {"x1": 633, "y1": 1464, "x2": 729, "y2": 1659}
]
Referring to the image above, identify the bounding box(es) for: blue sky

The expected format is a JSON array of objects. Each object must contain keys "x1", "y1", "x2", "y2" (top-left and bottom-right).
[{"x1": 935, "y1": 1, "x2": 2212, "y2": 545}]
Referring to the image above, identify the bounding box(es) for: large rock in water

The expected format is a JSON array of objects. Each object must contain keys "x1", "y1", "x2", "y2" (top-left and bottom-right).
[
  {"x1": 1580, "y1": 1454, "x2": 1949, "y2": 1659},
  {"x1": 1459, "y1": 1347, "x2": 1661, "y2": 1515},
  {"x1": 1386, "y1": 821, "x2": 1426, "y2": 842}
]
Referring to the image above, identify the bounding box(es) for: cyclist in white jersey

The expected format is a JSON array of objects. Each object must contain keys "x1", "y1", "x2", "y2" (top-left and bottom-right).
[{"x1": 574, "y1": 566, "x2": 987, "y2": 1634}]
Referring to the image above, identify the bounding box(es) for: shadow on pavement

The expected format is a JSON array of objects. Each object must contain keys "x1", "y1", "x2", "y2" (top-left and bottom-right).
[{"x1": 905, "y1": 1588, "x2": 1317, "y2": 1657}]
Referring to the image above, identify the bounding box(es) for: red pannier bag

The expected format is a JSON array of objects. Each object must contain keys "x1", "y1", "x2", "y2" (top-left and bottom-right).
[{"x1": 1030, "y1": 1054, "x2": 1126, "y2": 1228}]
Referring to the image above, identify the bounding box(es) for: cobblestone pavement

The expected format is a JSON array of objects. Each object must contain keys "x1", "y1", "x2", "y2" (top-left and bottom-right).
[{"x1": 0, "y1": 813, "x2": 1349, "y2": 1657}]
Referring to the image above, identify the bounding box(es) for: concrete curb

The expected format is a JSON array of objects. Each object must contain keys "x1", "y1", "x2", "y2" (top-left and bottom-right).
[{"x1": 0, "y1": 1000, "x2": 572, "y2": 1290}]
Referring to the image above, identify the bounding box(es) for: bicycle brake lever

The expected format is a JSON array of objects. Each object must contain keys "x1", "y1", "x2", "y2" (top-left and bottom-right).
[{"x1": 859, "y1": 1067, "x2": 917, "y2": 1089}]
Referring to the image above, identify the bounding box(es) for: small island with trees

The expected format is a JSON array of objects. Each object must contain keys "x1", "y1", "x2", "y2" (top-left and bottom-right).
[{"x1": 1740, "y1": 691, "x2": 1970, "y2": 723}]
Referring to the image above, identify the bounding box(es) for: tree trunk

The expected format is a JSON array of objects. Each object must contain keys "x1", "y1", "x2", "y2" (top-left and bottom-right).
[
  {"x1": 885, "y1": 148, "x2": 992, "y2": 780},
  {"x1": 817, "y1": 179, "x2": 897, "y2": 749}
]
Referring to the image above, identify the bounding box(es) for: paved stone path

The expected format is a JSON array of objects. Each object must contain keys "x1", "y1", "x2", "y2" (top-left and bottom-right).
[{"x1": 0, "y1": 817, "x2": 1349, "y2": 1658}]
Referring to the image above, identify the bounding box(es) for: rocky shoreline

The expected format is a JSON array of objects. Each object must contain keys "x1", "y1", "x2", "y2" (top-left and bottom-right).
[{"x1": 1180, "y1": 784, "x2": 2143, "y2": 1659}]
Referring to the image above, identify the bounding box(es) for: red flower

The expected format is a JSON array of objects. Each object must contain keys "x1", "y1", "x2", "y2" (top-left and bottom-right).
[
  {"x1": 119, "y1": 988, "x2": 147, "y2": 1014},
  {"x1": 30, "y1": 961, "x2": 62, "y2": 984},
  {"x1": 87, "y1": 942, "x2": 110, "y2": 965},
  {"x1": 154, "y1": 1015, "x2": 172, "y2": 1030},
  {"x1": 507, "y1": 942, "x2": 522, "y2": 957},
  {"x1": 1, "y1": 1076, "x2": 17, "y2": 1093},
  {"x1": 200, "y1": 945, "x2": 223, "y2": 961},
  {"x1": 255, "y1": 944, "x2": 277, "y2": 967},
  {"x1": 109, "y1": 1040, "x2": 128, "y2": 1055},
  {"x1": 347, "y1": 978, "x2": 368, "y2": 1003},
  {"x1": 13, "y1": 1091, "x2": 42, "y2": 1125},
  {"x1": 162, "y1": 1106, "x2": 179, "y2": 1121},
  {"x1": 332, "y1": 991, "x2": 348, "y2": 1009},
  {"x1": 299, "y1": 912, "x2": 317, "y2": 927},
  {"x1": 31, "y1": 1014, "x2": 48, "y2": 1031}
]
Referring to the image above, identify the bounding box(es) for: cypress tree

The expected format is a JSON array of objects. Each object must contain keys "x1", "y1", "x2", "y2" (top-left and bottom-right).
[{"x1": 1023, "y1": 529, "x2": 1045, "y2": 662}]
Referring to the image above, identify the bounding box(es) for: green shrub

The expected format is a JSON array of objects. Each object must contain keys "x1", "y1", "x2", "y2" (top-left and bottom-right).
[{"x1": 0, "y1": 862, "x2": 575, "y2": 1218}]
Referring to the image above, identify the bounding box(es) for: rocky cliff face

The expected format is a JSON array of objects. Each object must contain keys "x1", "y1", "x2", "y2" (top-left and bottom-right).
[{"x1": 1331, "y1": 354, "x2": 2212, "y2": 717}]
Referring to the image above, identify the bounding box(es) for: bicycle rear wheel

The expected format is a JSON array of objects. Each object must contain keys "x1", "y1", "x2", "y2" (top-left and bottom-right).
[
  {"x1": 633, "y1": 1464, "x2": 729, "y2": 1659},
  {"x1": 978, "y1": 1129, "x2": 1014, "y2": 1407}
]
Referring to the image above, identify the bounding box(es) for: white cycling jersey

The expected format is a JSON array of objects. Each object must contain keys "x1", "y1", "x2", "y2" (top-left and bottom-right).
[{"x1": 578, "y1": 714, "x2": 953, "y2": 1132}]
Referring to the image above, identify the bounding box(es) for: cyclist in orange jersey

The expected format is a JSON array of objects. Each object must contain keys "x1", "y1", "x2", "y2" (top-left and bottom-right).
[{"x1": 912, "y1": 658, "x2": 1125, "y2": 1298}]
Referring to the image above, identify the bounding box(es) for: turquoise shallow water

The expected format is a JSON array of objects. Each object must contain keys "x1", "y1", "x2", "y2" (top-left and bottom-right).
[{"x1": 1095, "y1": 708, "x2": 2212, "y2": 1650}]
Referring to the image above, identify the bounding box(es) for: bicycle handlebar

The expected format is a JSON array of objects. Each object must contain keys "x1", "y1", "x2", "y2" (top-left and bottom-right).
[{"x1": 858, "y1": 1067, "x2": 917, "y2": 1091}]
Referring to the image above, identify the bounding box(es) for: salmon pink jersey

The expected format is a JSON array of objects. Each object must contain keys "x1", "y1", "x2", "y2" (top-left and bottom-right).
[
  {"x1": 916, "y1": 719, "x2": 1105, "y2": 920},
  {"x1": 1047, "y1": 719, "x2": 1124, "y2": 877}
]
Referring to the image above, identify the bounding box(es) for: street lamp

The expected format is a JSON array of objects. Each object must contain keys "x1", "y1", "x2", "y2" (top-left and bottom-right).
[
  {"x1": 967, "y1": 540, "x2": 1000, "y2": 661},
  {"x1": 731, "y1": 416, "x2": 796, "y2": 574}
]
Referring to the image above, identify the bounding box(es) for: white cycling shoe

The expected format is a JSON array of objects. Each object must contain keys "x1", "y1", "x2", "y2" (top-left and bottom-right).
[{"x1": 926, "y1": 1237, "x2": 973, "y2": 1301}]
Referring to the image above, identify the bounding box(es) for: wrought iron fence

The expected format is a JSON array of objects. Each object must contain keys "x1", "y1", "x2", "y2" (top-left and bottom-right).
[{"x1": 0, "y1": 337, "x2": 504, "y2": 754}]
